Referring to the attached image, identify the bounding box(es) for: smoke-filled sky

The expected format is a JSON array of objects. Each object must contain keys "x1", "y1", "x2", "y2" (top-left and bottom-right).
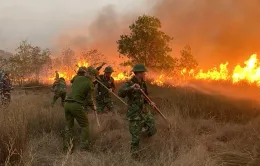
[
  {"x1": 0, "y1": 0, "x2": 153, "y2": 50},
  {"x1": 1, "y1": 0, "x2": 260, "y2": 68}
]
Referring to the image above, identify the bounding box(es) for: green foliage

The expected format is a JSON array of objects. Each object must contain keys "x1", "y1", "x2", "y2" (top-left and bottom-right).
[
  {"x1": 179, "y1": 45, "x2": 198, "y2": 70},
  {"x1": 61, "y1": 47, "x2": 76, "y2": 71},
  {"x1": 80, "y1": 49, "x2": 106, "y2": 66},
  {"x1": 119, "y1": 61, "x2": 133, "y2": 67},
  {"x1": 0, "y1": 56, "x2": 7, "y2": 68},
  {"x1": 117, "y1": 15, "x2": 174, "y2": 70},
  {"x1": 8, "y1": 40, "x2": 51, "y2": 84}
]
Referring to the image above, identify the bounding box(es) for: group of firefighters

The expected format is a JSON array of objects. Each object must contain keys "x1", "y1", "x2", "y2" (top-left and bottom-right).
[{"x1": 2, "y1": 63, "x2": 160, "y2": 158}]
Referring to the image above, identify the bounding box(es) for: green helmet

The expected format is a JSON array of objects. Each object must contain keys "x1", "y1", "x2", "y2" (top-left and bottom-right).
[
  {"x1": 104, "y1": 66, "x2": 114, "y2": 73},
  {"x1": 86, "y1": 66, "x2": 98, "y2": 76},
  {"x1": 77, "y1": 66, "x2": 88, "y2": 74},
  {"x1": 131, "y1": 64, "x2": 147, "y2": 72},
  {"x1": 59, "y1": 77, "x2": 65, "y2": 81}
]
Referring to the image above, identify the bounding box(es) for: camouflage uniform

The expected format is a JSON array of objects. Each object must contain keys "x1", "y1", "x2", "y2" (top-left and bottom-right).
[
  {"x1": 1, "y1": 73, "x2": 12, "y2": 105},
  {"x1": 95, "y1": 66, "x2": 115, "y2": 113},
  {"x1": 51, "y1": 78, "x2": 67, "y2": 107},
  {"x1": 118, "y1": 64, "x2": 156, "y2": 154},
  {"x1": 63, "y1": 66, "x2": 98, "y2": 152},
  {"x1": 0, "y1": 72, "x2": 4, "y2": 104}
]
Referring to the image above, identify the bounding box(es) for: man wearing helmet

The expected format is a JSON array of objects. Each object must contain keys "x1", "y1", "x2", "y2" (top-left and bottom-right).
[
  {"x1": 70, "y1": 66, "x2": 88, "y2": 84},
  {"x1": 51, "y1": 77, "x2": 67, "y2": 107},
  {"x1": 94, "y1": 65, "x2": 116, "y2": 113},
  {"x1": 71, "y1": 63, "x2": 106, "y2": 112},
  {"x1": 118, "y1": 64, "x2": 157, "y2": 157},
  {"x1": 63, "y1": 66, "x2": 98, "y2": 152}
]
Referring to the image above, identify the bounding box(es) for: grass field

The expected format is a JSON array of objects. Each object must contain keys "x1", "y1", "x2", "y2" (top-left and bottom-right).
[{"x1": 1, "y1": 81, "x2": 260, "y2": 166}]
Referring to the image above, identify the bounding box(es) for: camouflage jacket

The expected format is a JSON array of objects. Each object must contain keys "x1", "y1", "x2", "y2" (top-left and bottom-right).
[
  {"x1": 95, "y1": 75, "x2": 115, "y2": 99},
  {"x1": 0, "y1": 73, "x2": 3, "y2": 93},
  {"x1": 66, "y1": 76, "x2": 95, "y2": 108},
  {"x1": 118, "y1": 76, "x2": 148, "y2": 120},
  {"x1": 52, "y1": 79, "x2": 66, "y2": 93}
]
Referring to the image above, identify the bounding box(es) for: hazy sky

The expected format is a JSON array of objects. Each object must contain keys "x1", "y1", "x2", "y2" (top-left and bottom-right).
[
  {"x1": 2, "y1": 0, "x2": 259, "y2": 68},
  {"x1": 0, "y1": 0, "x2": 152, "y2": 52}
]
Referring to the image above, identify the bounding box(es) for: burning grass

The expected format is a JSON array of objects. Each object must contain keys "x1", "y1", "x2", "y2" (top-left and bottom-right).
[{"x1": 1, "y1": 82, "x2": 260, "y2": 165}]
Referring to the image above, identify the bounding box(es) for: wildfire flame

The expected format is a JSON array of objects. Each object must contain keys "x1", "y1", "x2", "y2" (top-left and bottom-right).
[
  {"x1": 151, "y1": 74, "x2": 165, "y2": 86},
  {"x1": 195, "y1": 62, "x2": 229, "y2": 80},
  {"x1": 232, "y1": 54, "x2": 260, "y2": 85},
  {"x1": 43, "y1": 53, "x2": 260, "y2": 87},
  {"x1": 48, "y1": 72, "x2": 69, "y2": 82},
  {"x1": 77, "y1": 61, "x2": 89, "y2": 67},
  {"x1": 152, "y1": 53, "x2": 260, "y2": 86},
  {"x1": 113, "y1": 72, "x2": 131, "y2": 81}
]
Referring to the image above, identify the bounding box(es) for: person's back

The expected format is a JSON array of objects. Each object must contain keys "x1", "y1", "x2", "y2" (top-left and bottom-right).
[
  {"x1": 63, "y1": 66, "x2": 98, "y2": 152},
  {"x1": 67, "y1": 76, "x2": 93, "y2": 104},
  {"x1": 57, "y1": 79, "x2": 66, "y2": 93},
  {"x1": 51, "y1": 78, "x2": 67, "y2": 107}
]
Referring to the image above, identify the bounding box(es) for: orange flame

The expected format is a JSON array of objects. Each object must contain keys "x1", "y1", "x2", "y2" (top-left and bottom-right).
[
  {"x1": 151, "y1": 74, "x2": 165, "y2": 86},
  {"x1": 232, "y1": 54, "x2": 260, "y2": 85},
  {"x1": 195, "y1": 62, "x2": 229, "y2": 80},
  {"x1": 113, "y1": 72, "x2": 131, "y2": 81},
  {"x1": 39, "y1": 53, "x2": 260, "y2": 87},
  {"x1": 148, "y1": 53, "x2": 260, "y2": 87},
  {"x1": 77, "y1": 61, "x2": 89, "y2": 67}
]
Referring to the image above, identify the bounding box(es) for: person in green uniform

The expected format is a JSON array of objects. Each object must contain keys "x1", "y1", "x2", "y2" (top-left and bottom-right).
[
  {"x1": 95, "y1": 66, "x2": 115, "y2": 113},
  {"x1": 118, "y1": 64, "x2": 157, "y2": 157},
  {"x1": 51, "y1": 77, "x2": 67, "y2": 107},
  {"x1": 63, "y1": 66, "x2": 98, "y2": 152}
]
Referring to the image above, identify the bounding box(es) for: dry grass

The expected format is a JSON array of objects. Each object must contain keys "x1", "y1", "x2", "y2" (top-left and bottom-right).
[{"x1": 1, "y1": 82, "x2": 260, "y2": 166}]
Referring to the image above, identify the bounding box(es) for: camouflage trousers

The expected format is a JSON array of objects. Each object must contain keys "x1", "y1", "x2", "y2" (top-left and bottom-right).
[
  {"x1": 51, "y1": 91, "x2": 66, "y2": 107},
  {"x1": 63, "y1": 102, "x2": 89, "y2": 152},
  {"x1": 1, "y1": 90, "x2": 11, "y2": 105},
  {"x1": 96, "y1": 96, "x2": 114, "y2": 112},
  {"x1": 128, "y1": 113, "x2": 157, "y2": 153}
]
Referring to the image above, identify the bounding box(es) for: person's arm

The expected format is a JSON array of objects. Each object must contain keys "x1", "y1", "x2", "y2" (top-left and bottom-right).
[
  {"x1": 118, "y1": 81, "x2": 135, "y2": 98},
  {"x1": 96, "y1": 62, "x2": 106, "y2": 71}
]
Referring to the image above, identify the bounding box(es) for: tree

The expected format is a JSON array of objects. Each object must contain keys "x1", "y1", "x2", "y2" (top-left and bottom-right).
[
  {"x1": 9, "y1": 40, "x2": 50, "y2": 84},
  {"x1": 80, "y1": 49, "x2": 106, "y2": 66},
  {"x1": 178, "y1": 45, "x2": 198, "y2": 71},
  {"x1": 0, "y1": 56, "x2": 7, "y2": 68},
  {"x1": 117, "y1": 15, "x2": 174, "y2": 70},
  {"x1": 61, "y1": 48, "x2": 76, "y2": 71},
  {"x1": 31, "y1": 47, "x2": 51, "y2": 81}
]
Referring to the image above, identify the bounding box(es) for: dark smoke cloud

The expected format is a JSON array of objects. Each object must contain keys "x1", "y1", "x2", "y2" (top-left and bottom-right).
[
  {"x1": 55, "y1": 4, "x2": 139, "y2": 64},
  {"x1": 152, "y1": 0, "x2": 260, "y2": 67},
  {"x1": 57, "y1": 0, "x2": 260, "y2": 68}
]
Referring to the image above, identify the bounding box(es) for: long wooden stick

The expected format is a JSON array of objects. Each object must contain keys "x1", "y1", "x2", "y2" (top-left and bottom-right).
[
  {"x1": 139, "y1": 89, "x2": 169, "y2": 123},
  {"x1": 94, "y1": 109, "x2": 101, "y2": 127},
  {"x1": 75, "y1": 64, "x2": 128, "y2": 106}
]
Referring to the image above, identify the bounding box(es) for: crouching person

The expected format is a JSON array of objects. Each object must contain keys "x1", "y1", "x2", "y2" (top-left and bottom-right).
[{"x1": 63, "y1": 66, "x2": 98, "y2": 152}]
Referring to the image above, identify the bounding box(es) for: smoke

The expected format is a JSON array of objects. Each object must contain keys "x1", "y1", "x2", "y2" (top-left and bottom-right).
[
  {"x1": 55, "y1": 0, "x2": 260, "y2": 68},
  {"x1": 54, "y1": 5, "x2": 137, "y2": 65},
  {"x1": 152, "y1": 0, "x2": 260, "y2": 67}
]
